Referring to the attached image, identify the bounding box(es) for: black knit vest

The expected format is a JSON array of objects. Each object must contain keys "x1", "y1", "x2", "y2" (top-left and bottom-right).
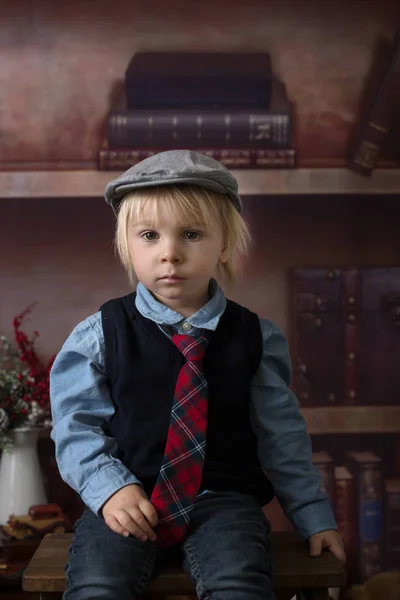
[{"x1": 100, "y1": 293, "x2": 274, "y2": 506}]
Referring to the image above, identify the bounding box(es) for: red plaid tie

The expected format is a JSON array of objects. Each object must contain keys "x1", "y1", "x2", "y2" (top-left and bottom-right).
[{"x1": 150, "y1": 333, "x2": 209, "y2": 548}]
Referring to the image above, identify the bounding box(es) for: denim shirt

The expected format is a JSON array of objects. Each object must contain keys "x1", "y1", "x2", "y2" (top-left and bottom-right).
[{"x1": 50, "y1": 279, "x2": 337, "y2": 540}]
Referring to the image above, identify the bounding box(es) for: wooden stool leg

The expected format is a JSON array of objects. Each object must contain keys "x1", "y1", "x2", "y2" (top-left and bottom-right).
[
  {"x1": 277, "y1": 592, "x2": 297, "y2": 600},
  {"x1": 302, "y1": 589, "x2": 330, "y2": 600}
]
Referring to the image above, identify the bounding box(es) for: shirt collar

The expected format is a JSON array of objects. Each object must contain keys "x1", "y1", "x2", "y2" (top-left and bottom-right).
[{"x1": 135, "y1": 278, "x2": 227, "y2": 331}]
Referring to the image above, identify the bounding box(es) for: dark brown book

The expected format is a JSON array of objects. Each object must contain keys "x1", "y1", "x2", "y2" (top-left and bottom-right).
[
  {"x1": 97, "y1": 145, "x2": 296, "y2": 171},
  {"x1": 106, "y1": 78, "x2": 292, "y2": 150},
  {"x1": 334, "y1": 466, "x2": 356, "y2": 577},
  {"x1": 312, "y1": 451, "x2": 335, "y2": 508},
  {"x1": 125, "y1": 52, "x2": 272, "y2": 108},
  {"x1": 384, "y1": 478, "x2": 400, "y2": 570},
  {"x1": 0, "y1": 529, "x2": 40, "y2": 563},
  {"x1": 348, "y1": 27, "x2": 400, "y2": 176},
  {"x1": 291, "y1": 266, "x2": 400, "y2": 406},
  {"x1": 345, "y1": 452, "x2": 383, "y2": 583}
]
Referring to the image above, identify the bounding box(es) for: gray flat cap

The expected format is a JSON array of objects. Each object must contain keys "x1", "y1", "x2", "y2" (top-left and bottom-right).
[{"x1": 104, "y1": 149, "x2": 242, "y2": 213}]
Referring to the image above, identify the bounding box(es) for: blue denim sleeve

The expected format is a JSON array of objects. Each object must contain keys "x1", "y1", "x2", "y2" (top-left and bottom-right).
[
  {"x1": 50, "y1": 312, "x2": 142, "y2": 515},
  {"x1": 250, "y1": 319, "x2": 338, "y2": 540}
]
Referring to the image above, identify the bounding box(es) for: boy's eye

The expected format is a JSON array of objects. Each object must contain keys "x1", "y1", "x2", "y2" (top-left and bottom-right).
[
  {"x1": 183, "y1": 231, "x2": 201, "y2": 240},
  {"x1": 142, "y1": 231, "x2": 159, "y2": 241}
]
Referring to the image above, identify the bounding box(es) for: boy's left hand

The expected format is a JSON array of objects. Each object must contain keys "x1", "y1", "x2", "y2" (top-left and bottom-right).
[{"x1": 308, "y1": 529, "x2": 346, "y2": 564}]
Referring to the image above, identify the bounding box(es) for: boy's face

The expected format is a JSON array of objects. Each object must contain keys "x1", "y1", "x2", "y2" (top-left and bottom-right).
[{"x1": 127, "y1": 200, "x2": 228, "y2": 317}]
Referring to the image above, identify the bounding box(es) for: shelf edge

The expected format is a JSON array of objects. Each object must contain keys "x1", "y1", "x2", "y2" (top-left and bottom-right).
[
  {"x1": 1, "y1": 168, "x2": 400, "y2": 198},
  {"x1": 302, "y1": 405, "x2": 400, "y2": 435}
]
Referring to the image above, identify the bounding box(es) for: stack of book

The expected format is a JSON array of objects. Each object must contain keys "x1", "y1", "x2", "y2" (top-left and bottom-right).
[
  {"x1": 312, "y1": 451, "x2": 400, "y2": 584},
  {"x1": 97, "y1": 52, "x2": 296, "y2": 170}
]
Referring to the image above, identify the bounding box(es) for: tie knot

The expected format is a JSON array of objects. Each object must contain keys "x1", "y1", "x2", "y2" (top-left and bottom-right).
[{"x1": 171, "y1": 334, "x2": 209, "y2": 362}]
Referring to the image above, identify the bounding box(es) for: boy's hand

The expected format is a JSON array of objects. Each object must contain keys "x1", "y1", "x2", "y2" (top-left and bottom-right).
[
  {"x1": 308, "y1": 529, "x2": 346, "y2": 564},
  {"x1": 102, "y1": 484, "x2": 158, "y2": 542}
]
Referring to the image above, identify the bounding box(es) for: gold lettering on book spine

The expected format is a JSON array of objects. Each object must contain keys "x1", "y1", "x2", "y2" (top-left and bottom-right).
[
  {"x1": 197, "y1": 116, "x2": 202, "y2": 140},
  {"x1": 254, "y1": 122, "x2": 272, "y2": 140},
  {"x1": 172, "y1": 116, "x2": 178, "y2": 140},
  {"x1": 368, "y1": 121, "x2": 388, "y2": 133},
  {"x1": 354, "y1": 140, "x2": 380, "y2": 168},
  {"x1": 225, "y1": 115, "x2": 231, "y2": 141}
]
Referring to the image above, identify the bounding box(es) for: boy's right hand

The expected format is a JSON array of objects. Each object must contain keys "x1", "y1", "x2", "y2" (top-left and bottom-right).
[{"x1": 101, "y1": 484, "x2": 158, "y2": 542}]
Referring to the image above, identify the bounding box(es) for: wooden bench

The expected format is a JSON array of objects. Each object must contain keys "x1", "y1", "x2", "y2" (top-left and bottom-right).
[{"x1": 22, "y1": 531, "x2": 345, "y2": 600}]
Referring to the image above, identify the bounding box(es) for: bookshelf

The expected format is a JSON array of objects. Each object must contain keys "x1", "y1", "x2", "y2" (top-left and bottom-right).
[
  {"x1": 1, "y1": 0, "x2": 400, "y2": 590},
  {"x1": 302, "y1": 406, "x2": 400, "y2": 435},
  {"x1": 1, "y1": 168, "x2": 400, "y2": 198}
]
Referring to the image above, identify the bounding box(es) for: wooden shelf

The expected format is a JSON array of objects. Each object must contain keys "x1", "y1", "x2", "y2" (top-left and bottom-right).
[
  {"x1": 1, "y1": 168, "x2": 400, "y2": 198},
  {"x1": 302, "y1": 405, "x2": 400, "y2": 435}
]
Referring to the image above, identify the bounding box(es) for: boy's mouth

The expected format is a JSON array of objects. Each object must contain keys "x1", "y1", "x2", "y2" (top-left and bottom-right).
[{"x1": 160, "y1": 275, "x2": 185, "y2": 282}]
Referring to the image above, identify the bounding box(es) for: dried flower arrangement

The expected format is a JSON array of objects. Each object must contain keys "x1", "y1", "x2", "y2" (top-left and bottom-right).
[{"x1": 0, "y1": 304, "x2": 54, "y2": 451}]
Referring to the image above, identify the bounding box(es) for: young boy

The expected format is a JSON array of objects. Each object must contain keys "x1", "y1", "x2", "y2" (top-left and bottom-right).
[{"x1": 50, "y1": 150, "x2": 345, "y2": 600}]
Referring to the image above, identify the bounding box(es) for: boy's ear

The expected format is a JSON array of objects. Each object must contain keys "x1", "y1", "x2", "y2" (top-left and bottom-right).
[{"x1": 219, "y1": 246, "x2": 229, "y2": 264}]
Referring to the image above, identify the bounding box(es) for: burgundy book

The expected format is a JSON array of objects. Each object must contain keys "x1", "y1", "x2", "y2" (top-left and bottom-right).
[
  {"x1": 334, "y1": 466, "x2": 356, "y2": 579},
  {"x1": 97, "y1": 145, "x2": 296, "y2": 171},
  {"x1": 124, "y1": 52, "x2": 272, "y2": 108},
  {"x1": 312, "y1": 451, "x2": 335, "y2": 508},
  {"x1": 345, "y1": 452, "x2": 383, "y2": 583},
  {"x1": 384, "y1": 478, "x2": 400, "y2": 570},
  {"x1": 291, "y1": 266, "x2": 400, "y2": 406},
  {"x1": 106, "y1": 78, "x2": 292, "y2": 150},
  {"x1": 348, "y1": 27, "x2": 400, "y2": 175}
]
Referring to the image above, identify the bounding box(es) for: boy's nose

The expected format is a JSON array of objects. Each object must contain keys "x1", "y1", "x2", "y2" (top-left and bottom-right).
[{"x1": 160, "y1": 240, "x2": 183, "y2": 264}]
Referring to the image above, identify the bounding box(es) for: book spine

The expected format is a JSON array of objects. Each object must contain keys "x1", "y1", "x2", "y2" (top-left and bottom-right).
[
  {"x1": 97, "y1": 147, "x2": 296, "y2": 171},
  {"x1": 313, "y1": 457, "x2": 335, "y2": 509},
  {"x1": 125, "y1": 52, "x2": 272, "y2": 108},
  {"x1": 357, "y1": 464, "x2": 383, "y2": 581},
  {"x1": 125, "y1": 78, "x2": 272, "y2": 109},
  {"x1": 291, "y1": 267, "x2": 344, "y2": 407},
  {"x1": 107, "y1": 110, "x2": 291, "y2": 149},
  {"x1": 335, "y1": 471, "x2": 356, "y2": 578},
  {"x1": 348, "y1": 28, "x2": 400, "y2": 175},
  {"x1": 342, "y1": 268, "x2": 361, "y2": 405},
  {"x1": 384, "y1": 480, "x2": 400, "y2": 570}
]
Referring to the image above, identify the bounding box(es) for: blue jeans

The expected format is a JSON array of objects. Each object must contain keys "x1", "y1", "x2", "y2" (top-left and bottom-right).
[{"x1": 64, "y1": 492, "x2": 275, "y2": 599}]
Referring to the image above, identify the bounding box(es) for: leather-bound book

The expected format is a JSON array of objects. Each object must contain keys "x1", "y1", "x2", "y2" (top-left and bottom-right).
[
  {"x1": 345, "y1": 451, "x2": 383, "y2": 583},
  {"x1": 106, "y1": 78, "x2": 292, "y2": 150},
  {"x1": 291, "y1": 266, "x2": 400, "y2": 406},
  {"x1": 334, "y1": 466, "x2": 356, "y2": 580},
  {"x1": 348, "y1": 27, "x2": 400, "y2": 175},
  {"x1": 312, "y1": 451, "x2": 335, "y2": 508},
  {"x1": 124, "y1": 52, "x2": 272, "y2": 108},
  {"x1": 97, "y1": 145, "x2": 296, "y2": 171},
  {"x1": 384, "y1": 478, "x2": 400, "y2": 570}
]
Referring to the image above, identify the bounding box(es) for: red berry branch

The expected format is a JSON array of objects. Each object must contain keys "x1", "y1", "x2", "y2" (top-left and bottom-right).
[
  {"x1": 12, "y1": 303, "x2": 55, "y2": 411},
  {"x1": 0, "y1": 304, "x2": 55, "y2": 441}
]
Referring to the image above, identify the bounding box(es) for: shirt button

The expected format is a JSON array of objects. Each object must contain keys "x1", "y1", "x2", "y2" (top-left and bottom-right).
[{"x1": 182, "y1": 321, "x2": 192, "y2": 332}]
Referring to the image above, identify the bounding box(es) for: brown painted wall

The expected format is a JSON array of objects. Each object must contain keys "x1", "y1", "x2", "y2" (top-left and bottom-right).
[{"x1": 1, "y1": 0, "x2": 400, "y2": 166}]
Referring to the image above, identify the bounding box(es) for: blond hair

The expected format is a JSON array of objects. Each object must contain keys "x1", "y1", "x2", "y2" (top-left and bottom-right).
[{"x1": 115, "y1": 184, "x2": 251, "y2": 289}]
